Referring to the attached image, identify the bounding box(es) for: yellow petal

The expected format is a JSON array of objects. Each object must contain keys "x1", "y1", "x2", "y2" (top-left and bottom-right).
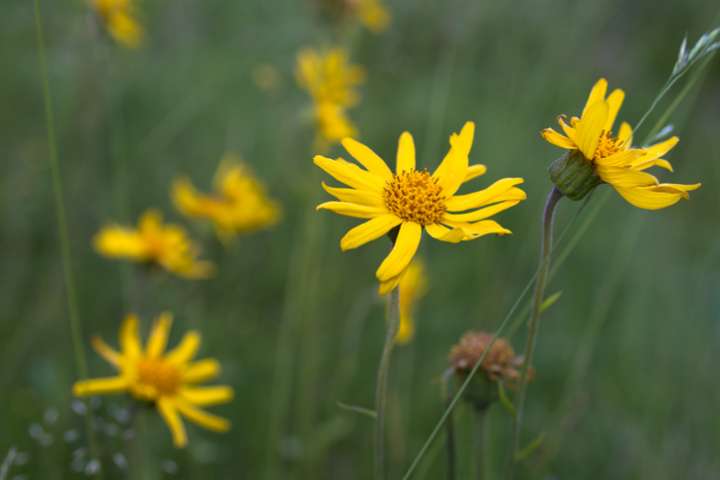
[
  {"x1": 575, "y1": 100, "x2": 609, "y2": 160},
  {"x1": 424, "y1": 223, "x2": 465, "y2": 243},
  {"x1": 181, "y1": 386, "x2": 234, "y2": 406},
  {"x1": 184, "y1": 359, "x2": 221, "y2": 383},
  {"x1": 604, "y1": 88, "x2": 625, "y2": 131},
  {"x1": 445, "y1": 178, "x2": 525, "y2": 211},
  {"x1": 464, "y1": 164, "x2": 487, "y2": 182},
  {"x1": 157, "y1": 398, "x2": 188, "y2": 448},
  {"x1": 442, "y1": 200, "x2": 523, "y2": 223},
  {"x1": 341, "y1": 138, "x2": 393, "y2": 180},
  {"x1": 541, "y1": 128, "x2": 576, "y2": 150},
  {"x1": 596, "y1": 167, "x2": 659, "y2": 188},
  {"x1": 93, "y1": 226, "x2": 146, "y2": 260},
  {"x1": 146, "y1": 312, "x2": 173, "y2": 358},
  {"x1": 394, "y1": 311, "x2": 414, "y2": 345},
  {"x1": 581, "y1": 78, "x2": 608, "y2": 118},
  {"x1": 614, "y1": 183, "x2": 701, "y2": 210},
  {"x1": 594, "y1": 149, "x2": 645, "y2": 168},
  {"x1": 340, "y1": 214, "x2": 402, "y2": 251},
  {"x1": 316, "y1": 201, "x2": 387, "y2": 219},
  {"x1": 396, "y1": 132, "x2": 416, "y2": 174},
  {"x1": 120, "y1": 313, "x2": 142, "y2": 359},
  {"x1": 313, "y1": 155, "x2": 386, "y2": 192},
  {"x1": 378, "y1": 270, "x2": 405, "y2": 295},
  {"x1": 166, "y1": 331, "x2": 201, "y2": 364},
  {"x1": 91, "y1": 336, "x2": 121, "y2": 368},
  {"x1": 376, "y1": 222, "x2": 422, "y2": 282},
  {"x1": 321, "y1": 182, "x2": 383, "y2": 206},
  {"x1": 617, "y1": 122, "x2": 633, "y2": 144},
  {"x1": 174, "y1": 398, "x2": 231, "y2": 432},
  {"x1": 443, "y1": 220, "x2": 512, "y2": 239},
  {"x1": 73, "y1": 376, "x2": 127, "y2": 397},
  {"x1": 433, "y1": 122, "x2": 474, "y2": 196},
  {"x1": 632, "y1": 136, "x2": 679, "y2": 166}
]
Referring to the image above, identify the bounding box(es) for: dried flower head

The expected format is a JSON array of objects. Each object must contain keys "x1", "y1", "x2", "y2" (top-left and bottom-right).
[{"x1": 449, "y1": 331, "x2": 529, "y2": 387}]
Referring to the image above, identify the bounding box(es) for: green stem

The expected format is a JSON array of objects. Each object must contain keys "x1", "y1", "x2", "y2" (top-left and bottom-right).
[
  {"x1": 474, "y1": 410, "x2": 486, "y2": 480},
  {"x1": 442, "y1": 371, "x2": 457, "y2": 480},
  {"x1": 375, "y1": 287, "x2": 400, "y2": 480},
  {"x1": 32, "y1": 1, "x2": 102, "y2": 476},
  {"x1": 509, "y1": 187, "x2": 562, "y2": 477}
]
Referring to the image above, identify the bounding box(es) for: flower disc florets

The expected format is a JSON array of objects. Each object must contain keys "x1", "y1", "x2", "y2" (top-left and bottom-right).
[
  {"x1": 137, "y1": 358, "x2": 182, "y2": 396},
  {"x1": 383, "y1": 170, "x2": 446, "y2": 225}
]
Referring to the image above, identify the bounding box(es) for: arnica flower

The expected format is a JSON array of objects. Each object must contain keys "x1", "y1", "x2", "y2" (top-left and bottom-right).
[
  {"x1": 313, "y1": 101, "x2": 359, "y2": 150},
  {"x1": 94, "y1": 209, "x2": 213, "y2": 279},
  {"x1": 394, "y1": 260, "x2": 428, "y2": 345},
  {"x1": 91, "y1": 0, "x2": 143, "y2": 49},
  {"x1": 449, "y1": 330, "x2": 530, "y2": 410},
  {"x1": 542, "y1": 78, "x2": 701, "y2": 208},
  {"x1": 353, "y1": 0, "x2": 391, "y2": 33},
  {"x1": 172, "y1": 155, "x2": 281, "y2": 242},
  {"x1": 73, "y1": 313, "x2": 233, "y2": 447},
  {"x1": 296, "y1": 48, "x2": 365, "y2": 108},
  {"x1": 314, "y1": 121, "x2": 527, "y2": 293}
]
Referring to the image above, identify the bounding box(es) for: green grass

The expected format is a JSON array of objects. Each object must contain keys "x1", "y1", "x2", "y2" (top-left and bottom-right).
[{"x1": 1, "y1": 0, "x2": 719, "y2": 478}]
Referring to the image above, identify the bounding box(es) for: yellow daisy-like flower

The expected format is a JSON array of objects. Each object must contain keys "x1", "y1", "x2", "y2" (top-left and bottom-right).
[
  {"x1": 91, "y1": 0, "x2": 143, "y2": 49},
  {"x1": 173, "y1": 155, "x2": 282, "y2": 242},
  {"x1": 394, "y1": 260, "x2": 428, "y2": 345},
  {"x1": 94, "y1": 210, "x2": 213, "y2": 279},
  {"x1": 296, "y1": 48, "x2": 365, "y2": 107},
  {"x1": 313, "y1": 101, "x2": 359, "y2": 150},
  {"x1": 314, "y1": 121, "x2": 527, "y2": 293},
  {"x1": 73, "y1": 313, "x2": 233, "y2": 447},
  {"x1": 542, "y1": 78, "x2": 701, "y2": 209},
  {"x1": 354, "y1": 0, "x2": 391, "y2": 33}
]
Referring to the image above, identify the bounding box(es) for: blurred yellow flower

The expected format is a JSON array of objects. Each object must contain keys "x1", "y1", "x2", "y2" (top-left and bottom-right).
[
  {"x1": 296, "y1": 48, "x2": 365, "y2": 107},
  {"x1": 91, "y1": 0, "x2": 143, "y2": 48},
  {"x1": 394, "y1": 260, "x2": 428, "y2": 345},
  {"x1": 354, "y1": 0, "x2": 391, "y2": 33},
  {"x1": 542, "y1": 78, "x2": 701, "y2": 209},
  {"x1": 74, "y1": 313, "x2": 233, "y2": 448},
  {"x1": 94, "y1": 209, "x2": 213, "y2": 279},
  {"x1": 314, "y1": 121, "x2": 526, "y2": 293},
  {"x1": 173, "y1": 155, "x2": 281, "y2": 241},
  {"x1": 313, "y1": 101, "x2": 359, "y2": 151}
]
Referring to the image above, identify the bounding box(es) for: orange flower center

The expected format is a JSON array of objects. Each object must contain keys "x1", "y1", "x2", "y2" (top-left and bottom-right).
[
  {"x1": 593, "y1": 131, "x2": 624, "y2": 162},
  {"x1": 383, "y1": 170, "x2": 446, "y2": 225},
  {"x1": 137, "y1": 358, "x2": 182, "y2": 395}
]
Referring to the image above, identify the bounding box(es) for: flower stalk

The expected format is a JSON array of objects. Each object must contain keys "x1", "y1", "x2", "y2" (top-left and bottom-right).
[
  {"x1": 509, "y1": 186, "x2": 562, "y2": 476},
  {"x1": 375, "y1": 285, "x2": 400, "y2": 480}
]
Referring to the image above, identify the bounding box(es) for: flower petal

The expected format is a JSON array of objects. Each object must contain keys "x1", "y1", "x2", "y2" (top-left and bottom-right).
[
  {"x1": 184, "y1": 359, "x2": 221, "y2": 383},
  {"x1": 340, "y1": 214, "x2": 402, "y2": 251},
  {"x1": 321, "y1": 182, "x2": 383, "y2": 206},
  {"x1": 432, "y1": 122, "x2": 474, "y2": 196},
  {"x1": 581, "y1": 78, "x2": 608, "y2": 118},
  {"x1": 424, "y1": 223, "x2": 465, "y2": 243},
  {"x1": 575, "y1": 100, "x2": 609, "y2": 160},
  {"x1": 376, "y1": 222, "x2": 422, "y2": 282},
  {"x1": 174, "y1": 398, "x2": 231, "y2": 432},
  {"x1": 313, "y1": 155, "x2": 385, "y2": 192},
  {"x1": 146, "y1": 312, "x2": 173, "y2": 358},
  {"x1": 316, "y1": 201, "x2": 388, "y2": 219},
  {"x1": 378, "y1": 271, "x2": 405, "y2": 295},
  {"x1": 443, "y1": 220, "x2": 512, "y2": 239},
  {"x1": 73, "y1": 376, "x2": 128, "y2": 397},
  {"x1": 604, "y1": 88, "x2": 625, "y2": 131},
  {"x1": 445, "y1": 178, "x2": 525, "y2": 211},
  {"x1": 91, "y1": 337, "x2": 122, "y2": 368},
  {"x1": 396, "y1": 132, "x2": 416, "y2": 174},
  {"x1": 166, "y1": 331, "x2": 201, "y2": 364},
  {"x1": 342, "y1": 138, "x2": 393, "y2": 180},
  {"x1": 596, "y1": 167, "x2": 659, "y2": 188},
  {"x1": 181, "y1": 386, "x2": 234, "y2": 406},
  {"x1": 442, "y1": 200, "x2": 523, "y2": 223},
  {"x1": 120, "y1": 313, "x2": 142, "y2": 359},
  {"x1": 541, "y1": 128, "x2": 576, "y2": 150},
  {"x1": 632, "y1": 136, "x2": 679, "y2": 166},
  {"x1": 157, "y1": 398, "x2": 188, "y2": 448},
  {"x1": 614, "y1": 183, "x2": 701, "y2": 210},
  {"x1": 464, "y1": 164, "x2": 487, "y2": 182}
]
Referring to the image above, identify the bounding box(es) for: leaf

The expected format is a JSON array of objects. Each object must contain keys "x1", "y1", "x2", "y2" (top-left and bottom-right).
[
  {"x1": 497, "y1": 382, "x2": 516, "y2": 418},
  {"x1": 336, "y1": 401, "x2": 377, "y2": 419},
  {"x1": 539, "y1": 291, "x2": 562, "y2": 313},
  {"x1": 514, "y1": 432, "x2": 546, "y2": 462}
]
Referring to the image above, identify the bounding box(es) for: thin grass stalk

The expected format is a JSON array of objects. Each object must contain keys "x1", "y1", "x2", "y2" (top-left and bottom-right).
[
  {"x1": 508, "y1": 187, "x2": 562, "y2": 477},
  {"x1": 375, "y1": 287, "x2": 400, "y2": 479},
  {"x1": 32, "y1": 1, "x2": 102, "y2": 476},
  {"x1": 442, "y1": 370, "x2": 457, "y2": 480}
]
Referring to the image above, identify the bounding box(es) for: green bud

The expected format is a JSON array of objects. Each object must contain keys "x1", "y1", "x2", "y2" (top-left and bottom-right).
[{"x1": 548, "y1": 150, "x2": 601, "y2": 201}]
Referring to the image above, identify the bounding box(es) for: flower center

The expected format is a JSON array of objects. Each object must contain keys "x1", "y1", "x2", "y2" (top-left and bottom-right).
[
  {"x1": 383, "y1": 170, "x2": 446, "y2": 225},
  {"x1": 593, "y1": 131, "x2": 624, "y2": 162},
  {"x1": 137, "y1": 358, "x2": 181, "y2": 395}
]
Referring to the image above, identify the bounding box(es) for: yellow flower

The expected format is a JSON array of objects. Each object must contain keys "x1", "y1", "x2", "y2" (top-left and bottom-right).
[
  {"x1": 91, "y1": 0, "x2": 143, "y2": 49},
  {"x1": 542, "y1": 78, "x2": 701, "y2": 209},
  {"x1": 73, "y1": 313, "x2": 233, "y2": 448},
  {"x1": 314, "y1": 121, "x2": 527, "y2": 293},
  {"x1": 313, "y1": 101, "x2": 359, "y2": 150},
  {"x1": 93, "y1": 209, "x2": 213, "y2": 279},
  {"x1": 296, "y1": 48, "x2": 365, "y2": 108},
  {"x1": 173, "y1": 155, "x2": 281, "y2": 241},
  {"x1": 355, "y1": 0, "x2": 391, "y2": 33},
  {"x1": 394, "y1": 260, "x2": 428, "y2": 345}
]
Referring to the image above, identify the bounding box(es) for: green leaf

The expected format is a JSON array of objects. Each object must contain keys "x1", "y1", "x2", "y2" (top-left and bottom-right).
[
  {"x1": 336, "y1": 401, "x2": 377, "y2": 419},
  {"x1": 497, "y1": 382, "x2": 516, "y2": 418},
  {"x1": 539, "y1": 291, "x2": 562, "y2": 313},
  {"x1": 514, "y1": 433, "x2": 546, "y2": 462}
]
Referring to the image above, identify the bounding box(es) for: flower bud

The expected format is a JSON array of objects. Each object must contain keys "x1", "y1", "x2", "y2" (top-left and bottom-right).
[{"x1": 548, "y1": 150, "x2": 601, "y2": 201}]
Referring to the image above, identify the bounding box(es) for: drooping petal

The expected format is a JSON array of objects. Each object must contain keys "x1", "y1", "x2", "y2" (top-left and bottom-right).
[
  {"x1": 424, "y1": 223, "x2": 465, "y2": 243},
  {"x1": 575, "y1": 100, "x2": 609, "y2": 160},
  {"x1": 581, "y1": 78, "x2": 608, "y2": 118},
  {"x1": 157, "y1": 398, "x2": 188, "y2": 448},
  {"x1": 313, "y1": 155, "x2": 386, "y2": 192},
  {"x1": 604, "y1": 89, "x2": 625, "y2": 131},
  {"x1": 181, "y1": 386, "x2": 235, "y2": 406},
  {"x1": 375, "y1": 222, "x2": 422, "y2": 282},
  {"x1": 378, "y1": 271, "x2": 405, "y2": 295},
  {"x1": 166, "y1": 331, "x2": 201, "y2": 364},
  {"x1": 120, "y1": 313, "x2": 142, "y2": 359},
  {"x1": 341, "y1": 138, "x2": 393, "y2": 180},
  {"x1": 316, "y1": 201, "x2": 388, "y2": 219},
  {"x1": 340, "y1": 214, "x2": 402, "y2": 251},
  {"x1": 73, "y1": 376, "x2": 128, "y2": 396},
  {"x1": 442, "y1": 200, "x2": 523, "y2": 223},
  {"x1": 174, "y1": 398, "x2": 231, "y2": 432},
  {"x1": 445, "y1": 178, "x2": 525, "y2": 211},
  {"x1": 91, "y1": 337, "x2": 122, "y2": 368},
  {"x1": 321, "y1": 182, "x2": 384, "y2": 206},
  {"x1": 464, "y1": 164, "x2": 487, "y2": 182},
  {"x1": 184, "y1": 359, "x2": 221, "y2": 383},
  {"x1": 541, "y1": 128, "x2": 576, "y2": 149},
  {"x1": 396, "y1": 132, "x2": 416, "y2": 174},
  {"x1": 146, "y1": 312, "x2": 173, "y2": 358},
  {"x1": 614, "y1": 183, "x2": 701, "y2": 210}
]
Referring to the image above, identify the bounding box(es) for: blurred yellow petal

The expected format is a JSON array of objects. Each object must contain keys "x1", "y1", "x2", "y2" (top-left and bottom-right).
[
  {"x1": 184, "y1": 359, "x2": 221, "y2": 383},
  {"x1": 174, "y1": 398, "x2": 230, "y2": 432},
  {"x1": 73, "y1": 376, "x2": 127, "y2": 396},
  {"x1": 93, "y1": 226, "x2": 146, "y2": 259},
  {"x1": 166, "y1": 331, "x2": 201, "y2": 364},
  {"x1": 120, "y1": 313, "x2": 141, "y2": 358},
  {"x1": 146, "y1": 312, "x2": 173, "y2": 358},
  {"x1": 181, "y1": 386, "x2": 234, "y2": 406},
  {"x1": 158, "y1": 398, "x2": 188, "y2": 448},
  {"x1": 91, "y1": 336, "x2": 121, "y2": 367}
]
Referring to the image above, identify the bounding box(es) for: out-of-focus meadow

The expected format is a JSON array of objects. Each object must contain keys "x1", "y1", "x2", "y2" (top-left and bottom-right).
[{"x1": 2, "y1": 0, "x2": 719, "y2": 478}]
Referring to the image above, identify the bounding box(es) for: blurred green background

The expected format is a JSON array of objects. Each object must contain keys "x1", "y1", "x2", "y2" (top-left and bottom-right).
[{"x1": 1, "y1": 0, "x2": 719, "y2": 478}]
